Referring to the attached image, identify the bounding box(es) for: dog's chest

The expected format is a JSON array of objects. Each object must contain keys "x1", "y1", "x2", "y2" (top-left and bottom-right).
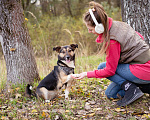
[{"x1": 59, "y1": 66, "x2": 74, "y2": 75}]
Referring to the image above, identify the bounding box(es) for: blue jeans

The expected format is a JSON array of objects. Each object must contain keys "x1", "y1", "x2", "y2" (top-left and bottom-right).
[{"x1": 98, "y1": 62, "x2": 150, "y2": 99}]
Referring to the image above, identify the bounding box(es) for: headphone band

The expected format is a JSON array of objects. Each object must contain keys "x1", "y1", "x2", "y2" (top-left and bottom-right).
[
  {"x1": 89, "y1": 9, "x2": 99, "y2": 25},
  {"x1": 89, "y1": 8, "x2": 104, "y2": 34}
]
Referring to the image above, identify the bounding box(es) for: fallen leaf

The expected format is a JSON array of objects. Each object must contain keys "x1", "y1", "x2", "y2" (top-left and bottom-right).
[
  {"x1": 0, "y1": 106, "x2": 7, "y2": 109},
  {"x1": 23, "y1": 118, "x2": 28, "y2": 120},
  {"x1": 17, "y1": 109, "x2": 26, "y2": 114},
  {"x1": 143, "y1": 100, "x2": 148, "y2": 103},
  {"x1": 17, "y1": 101, "x2": 23, "y2": 103},
  {"x1": 15, "y1": 87, "x2": 20, "y2": 91},
  {"x1": 93, "y1": 108, "x2": 102, "y2": 111},
  {"x1": 85, "y1": 105, "x2": 91, "y2": 110},
  {"x1": 89, "y1": 101, "x2": 96, "y2": 105},
  {"x1": 8, "y1": 88, "x2": 13, "y2": 93},
  {"x1": 85, "y1": 113, "x2": 95, "y2": 118},
  {"x1": 58, "y1": 96, "x2": 62, "y2": 98},
  {"x1": 114, "y1": 108, "x2": 121, "y2": 112},
  {"x1": 1, "y1": 116, "x2": 6, "y2": 120},
  {"x1": 104, "y1": 86, "x2": 107, "y2": 90},
  {"x1": 23, "y1": 119, "x2": 28, "y2": 120},
  {"x1": 141, "y1": 114, "x2": 149, "y2": 118},
  {"x1": 31, "y1": 109, "x2": 37, "y2": 113},
  {"x1": 42, "y1": 110, "x2": 51, "y2": 113},
  {"x1": 132, "y1": 112, "x2": 145, "y2": 115},
  {"x1": 58, "y1": 109, "x2": 65, "y2": 114},
  {"x1": 65, "y1": 110, "x2": 70, "y2": 113},
  {"x1": 88, "y1": 112, "x2": 95, "y2": 117},
  {"x1": 85, "y1": 102, "x2": 90, "y2": 106},
  {"x1": 42, "y1": 112, "x2": 46, "y2": 117},
  {"x1": 77, "y1": 110, "x2": 86, "y2": 115},
  {"x1": 71, "y1": 105, "x2": 75, "y2": 108}
]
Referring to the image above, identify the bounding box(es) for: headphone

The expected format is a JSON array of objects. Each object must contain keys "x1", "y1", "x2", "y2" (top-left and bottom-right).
[{"x1": 89, "y1": 9, "x2": 104, "y2": 34}]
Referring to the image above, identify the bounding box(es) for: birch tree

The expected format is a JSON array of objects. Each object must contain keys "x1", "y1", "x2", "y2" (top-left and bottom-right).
[
  {"x1": 0, "y1": 0, "x2": 40, "y2": 86},
  {"x1": 121, "y1": 0, "x2": 150, "y2": 46}
]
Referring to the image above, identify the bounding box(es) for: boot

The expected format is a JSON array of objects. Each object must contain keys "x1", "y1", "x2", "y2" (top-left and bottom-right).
[
  {"x1": 117, "y1": 81, "x2": 144, "y2": 107},
  {"x1": 135, "y1": 83, "x2": 150, "y2": 94}
]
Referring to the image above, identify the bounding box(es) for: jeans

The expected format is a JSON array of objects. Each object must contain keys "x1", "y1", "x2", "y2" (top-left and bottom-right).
[{"x1": 98, "y1": 62, "x2": 150, "y2": 99}]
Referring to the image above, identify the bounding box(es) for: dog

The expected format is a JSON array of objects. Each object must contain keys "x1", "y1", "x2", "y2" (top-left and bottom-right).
[{"x1": 26, "y1": 44, "x2": 79, "y2": 101}]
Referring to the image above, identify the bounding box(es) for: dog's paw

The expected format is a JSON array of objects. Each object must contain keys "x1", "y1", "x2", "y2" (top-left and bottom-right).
[
  {"x1": 67, "y1": 74, "x2": 80, "y2": 82},
  {"x1": 67, "y1": 75, "x2": 73, "y2": 82},
  {"x1": 72, "y1": 74, "x2": 80, "y2": 78},
  {"x1": 65, "y1": 89, "x2": 69, "y2": 99}
]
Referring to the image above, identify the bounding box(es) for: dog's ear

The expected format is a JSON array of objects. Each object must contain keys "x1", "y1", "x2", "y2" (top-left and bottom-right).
[
  {"x1": 70, "y1": 44, "x2": 78, "y2": 50},
  {"x1": 53, "y1": 46, "x2": 61, "y2": 53}
]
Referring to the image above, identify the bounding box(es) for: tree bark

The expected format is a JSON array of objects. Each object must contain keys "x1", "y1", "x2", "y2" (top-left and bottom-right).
[
  {"x1": 121, "y1": 0, "x2": 150, "y2": 46},
  {"x1": 0, "y1": 0, "x2": 40, "y2": 85}
]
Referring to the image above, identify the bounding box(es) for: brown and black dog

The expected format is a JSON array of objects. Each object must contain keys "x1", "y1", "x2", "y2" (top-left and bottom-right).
[{"x1": 26, "y1": 44, "x2": 79, "y2": 102}]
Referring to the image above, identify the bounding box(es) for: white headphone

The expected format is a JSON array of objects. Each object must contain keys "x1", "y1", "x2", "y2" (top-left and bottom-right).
[{"x1": 89, "y1": 9, "x2": 104, "y2": 34}]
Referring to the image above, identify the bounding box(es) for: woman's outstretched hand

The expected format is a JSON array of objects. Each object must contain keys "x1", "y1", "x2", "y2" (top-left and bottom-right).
[{"x1": 71, "y1": 72, "x2": 87, "y2": 80}]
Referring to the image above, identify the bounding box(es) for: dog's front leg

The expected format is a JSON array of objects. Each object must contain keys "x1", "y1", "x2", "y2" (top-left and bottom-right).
[
  {"x1": 64, "y1": 75, "x2": 73, "y2": 99},
  {"x1": 65, "y1": 74, "x2": 80, "y2": 99},
  {"x1": 65, "y1": 81, "x2": 72, "y2": 99}
]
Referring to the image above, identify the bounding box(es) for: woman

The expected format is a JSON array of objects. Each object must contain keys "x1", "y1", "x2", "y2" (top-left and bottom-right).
[{"x1": 72, "y1": 1, "x2": 150, "y2": 107}]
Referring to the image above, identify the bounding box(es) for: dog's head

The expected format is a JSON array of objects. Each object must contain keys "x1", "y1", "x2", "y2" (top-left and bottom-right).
[{"x1": 53, "y1": 44, "x2": 78, "y2": 67}]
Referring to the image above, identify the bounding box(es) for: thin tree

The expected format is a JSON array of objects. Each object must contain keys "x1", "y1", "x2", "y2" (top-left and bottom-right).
[
  {"x1": 121, "y1": 0, "x2": 150, "y2": 46},
  {"x1": 0, "y1": 0, "x2": 40, "y2": 87}
]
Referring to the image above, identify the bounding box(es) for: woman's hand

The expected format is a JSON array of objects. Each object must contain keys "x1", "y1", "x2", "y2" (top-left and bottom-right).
[{"x1": 71, "y1": 72, "x2": 87, "y2": 80}]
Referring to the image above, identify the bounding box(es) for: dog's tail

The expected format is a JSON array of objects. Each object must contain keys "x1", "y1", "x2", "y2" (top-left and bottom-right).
[{"x1": 25, "y1": 84, "x2": 37, "y2": 98}]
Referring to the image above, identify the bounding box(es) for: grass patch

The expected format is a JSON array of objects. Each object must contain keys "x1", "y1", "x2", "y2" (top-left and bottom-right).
[{"x1": 0, "y1": 55, "x2": 150, "y2": 119}]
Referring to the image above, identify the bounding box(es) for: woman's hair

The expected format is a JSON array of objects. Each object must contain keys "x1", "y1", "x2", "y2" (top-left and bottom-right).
[{"x1": 83, "y1": 1, "x2": 110, "y2": 55}]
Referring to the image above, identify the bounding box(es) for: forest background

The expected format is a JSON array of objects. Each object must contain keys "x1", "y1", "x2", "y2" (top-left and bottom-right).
[
  {"x1": 0, "y1": 0, "x2": 121, "y2": 80},
  {"x1": 1, "y1": 0, "x2": 150, "y2": 119},
  {"x1": 0, "y1": 0, "x2": 121, "y2": 57}
]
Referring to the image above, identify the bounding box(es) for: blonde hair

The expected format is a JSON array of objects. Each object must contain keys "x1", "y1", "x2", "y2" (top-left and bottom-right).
[{"x1": 83, "y1": 1, "x2": 110, "y2": 55}]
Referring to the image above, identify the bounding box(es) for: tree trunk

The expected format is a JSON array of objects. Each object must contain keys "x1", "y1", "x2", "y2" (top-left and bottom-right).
[
  {"x1": 0, "y1": 0, "x2": 40, "y2": 85},
  {"x1": 121, "y1": 0, "x2": 150, "y2": 46},
  {"x1": 65, "y1": 0, "x2": 73, "y2": 17},
  {"x1": 40, "y1": 0, "x2": 50, "y2": 15}
]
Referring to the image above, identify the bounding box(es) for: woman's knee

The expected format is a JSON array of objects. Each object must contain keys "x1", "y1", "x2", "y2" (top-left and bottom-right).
[{"x1": 97, "y1": 62, "x2": 106, "y2": 70}]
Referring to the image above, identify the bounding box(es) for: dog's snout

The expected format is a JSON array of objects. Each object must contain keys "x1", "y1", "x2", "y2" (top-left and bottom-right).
[
  {"x1": 65, "y1": 55, "x2": 71, "y2": 62},
  {"x1": 66, "y1": 55, "x2": 70, "y2": 60}
]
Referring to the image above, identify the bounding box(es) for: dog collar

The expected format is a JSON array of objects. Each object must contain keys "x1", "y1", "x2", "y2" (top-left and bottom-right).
[
  {"x1": 57, "y1": 60, "x2": 75, "y2": 68},
  {"x1": 57, "y1": 60, "x2": 74, "y2": 75},
  {"x1": 59, "y1": 66, "x2": 74, "y2": 75}
]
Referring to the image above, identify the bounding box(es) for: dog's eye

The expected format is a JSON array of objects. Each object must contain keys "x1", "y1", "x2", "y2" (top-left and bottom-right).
[
  {"x1": 62, "y1": 51, "x2": 65, "y2": 54},
  {"x1": 68, "y1": 50, "x2": 72, "y2": 52}
]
